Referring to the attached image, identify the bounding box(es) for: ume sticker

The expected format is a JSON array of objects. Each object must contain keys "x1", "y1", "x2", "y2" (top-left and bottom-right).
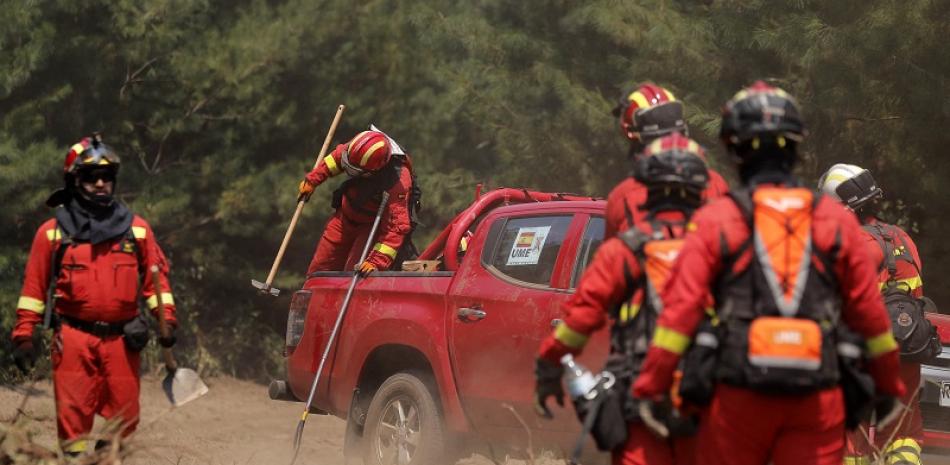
[{"x1": 507, "y1": 226, "x2": 550, "y2": 266}]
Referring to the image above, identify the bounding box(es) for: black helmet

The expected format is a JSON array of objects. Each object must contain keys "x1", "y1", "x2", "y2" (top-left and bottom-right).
[
  {"x1": 720, "y1": 80, "x2": 805, "y2": 149},
  {"x1": 634, "y1": 133, "x2": 710, "y2": 212}
]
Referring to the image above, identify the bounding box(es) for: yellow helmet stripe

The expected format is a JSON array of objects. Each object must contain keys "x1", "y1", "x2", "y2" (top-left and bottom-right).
[
  {"x1": 348, "y1": 131, "x2": 371, "y2": 153},
  {"x1": 628, "y1": 91, "x2": 651, "y2": 111},
  {"x1": 662, "y1": 88, "x2": 676, "y2": 102},
  {"x1": 359, "y1": 141, "x2": 387, "y2": 167}
]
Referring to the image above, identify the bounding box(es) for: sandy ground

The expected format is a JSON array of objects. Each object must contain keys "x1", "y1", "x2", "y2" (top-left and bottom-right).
[{"x1": 3, "y1": 375, "x2": 950, "y2": 465}]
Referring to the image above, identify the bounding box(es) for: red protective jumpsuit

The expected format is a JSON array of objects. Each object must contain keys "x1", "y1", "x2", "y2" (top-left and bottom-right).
[
  {"x1": 305, "y1": 143, "x2": 413, "y2": 273},
  {"x1": 538, "y1": 211, "x2": 694, "y2": 465},
  {"x1": 632, "y1": 189, "x2": 905, "y2": 465},
  {"x1": 846, "y1": 217, "x2": 925, "y2": 462},
  {"x1": 604, "y1": 170, "x2": 729, "y2": 238},
  {"x1": 11, "y1": 216, "x2": 176, "y2": 454}
]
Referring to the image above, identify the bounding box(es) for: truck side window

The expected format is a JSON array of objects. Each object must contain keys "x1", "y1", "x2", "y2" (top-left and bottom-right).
[
  {"x1": 571, "y1": 216, "x2": 605, "y2": 288},
  {"x1": 486, "y1": 215, "x2": 573, "y2": 287}
]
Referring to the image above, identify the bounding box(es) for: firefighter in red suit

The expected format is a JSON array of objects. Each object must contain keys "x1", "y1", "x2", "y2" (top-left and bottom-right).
[
  {"x1": 10, "y1": 135, "x2": 177, "y2": 455},
  {"x1": 535, "y1": 134, "x2": 710, "y2": 465},
  {"x1": 605, "y1": 83, "x2": 730, "y2": 237},
  {"x1": 631, "y1": 82, "x2": 905, "y2": 465},
  {"x1": 298, "y1": 128, "x2": 416, "y2": 275},
  {"x1": 819, "y1": 163, "x2": 926, "y2": 465}
]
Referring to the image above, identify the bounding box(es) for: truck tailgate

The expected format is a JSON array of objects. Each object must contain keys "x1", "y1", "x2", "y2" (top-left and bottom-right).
[{"x1": 286, "y1": 272, "x2": 454, "y2": 416}]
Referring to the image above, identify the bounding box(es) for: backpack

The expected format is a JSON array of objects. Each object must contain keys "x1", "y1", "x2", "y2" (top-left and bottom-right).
[
  {"x1": 714, "y1": 187, "x2": 843, "y2": 393},
  {"x1": 863, "y1": 223, "x2": 940, "y2": 363}
]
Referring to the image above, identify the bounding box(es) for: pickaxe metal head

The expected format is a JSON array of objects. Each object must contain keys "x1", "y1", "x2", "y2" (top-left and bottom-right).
[{"x1": 251, "y1": 279, "x2": 281, "y2": 296}]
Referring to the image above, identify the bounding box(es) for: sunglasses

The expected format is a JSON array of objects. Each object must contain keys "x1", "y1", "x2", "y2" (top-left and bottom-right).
[{"x1": 78, "y1": 169, "x2": 116, "y2": 184}]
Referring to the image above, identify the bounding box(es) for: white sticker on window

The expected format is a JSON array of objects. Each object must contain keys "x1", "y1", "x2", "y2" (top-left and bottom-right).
[{"x1": 506, "y1": 226, "x2": 551, "y2": 266}]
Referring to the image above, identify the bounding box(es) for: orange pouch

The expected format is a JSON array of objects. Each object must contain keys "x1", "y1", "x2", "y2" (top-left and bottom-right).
[{"x1": 748, "y1": 317, "x2": 821, "y2": 371}]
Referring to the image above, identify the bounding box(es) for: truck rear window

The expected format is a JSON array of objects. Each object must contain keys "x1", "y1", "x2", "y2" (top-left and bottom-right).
[{"x1": 486, "y1": 215, "x2": 573, "y2": 287}]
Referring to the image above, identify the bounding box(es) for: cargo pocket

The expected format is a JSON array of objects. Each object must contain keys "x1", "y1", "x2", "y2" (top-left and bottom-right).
[
  {"x1": 112, "y1": 262, "x2": 140, "y2": 307},
  {"x1": 59, "y1": 264, "x2": 91, "y2": 304}
]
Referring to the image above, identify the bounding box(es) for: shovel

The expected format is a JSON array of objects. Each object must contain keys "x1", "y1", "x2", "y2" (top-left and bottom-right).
[{"x1": 151, "y1": 265, "x2": 209, "y2": 407}]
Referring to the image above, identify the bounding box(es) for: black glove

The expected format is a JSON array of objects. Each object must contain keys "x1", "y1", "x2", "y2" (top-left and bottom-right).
[
  {"x1": 873, "y1": 396, "x2": 905, "y2": 429},
  {"x1": 13, "y1": 339, "x2": 37, "y2": 374},
  {"x1": 533, "y1": 357, "x2": 564, "y2": 419},
  {"x1": 158, "y1": 327, "x2": 177, "y2": 348}
]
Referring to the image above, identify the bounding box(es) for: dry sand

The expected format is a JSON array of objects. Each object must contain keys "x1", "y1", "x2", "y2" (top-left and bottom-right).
[{"x1": 3, "y1": 375, "x2": 949, "y2": 465}]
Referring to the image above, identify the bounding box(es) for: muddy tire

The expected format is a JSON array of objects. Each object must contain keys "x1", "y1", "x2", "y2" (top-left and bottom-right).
[{"x1": 361, "y1": 373, "x2": 445, "y2": 465}]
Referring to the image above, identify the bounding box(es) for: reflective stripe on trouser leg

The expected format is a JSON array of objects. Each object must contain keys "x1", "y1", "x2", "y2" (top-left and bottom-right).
[{"x1": 884, "y1": 438, "x2": 921, "y2": 465}]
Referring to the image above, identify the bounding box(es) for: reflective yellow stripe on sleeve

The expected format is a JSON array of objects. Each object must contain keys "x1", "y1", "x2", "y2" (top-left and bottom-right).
[
  {"x1": 373, "y1": 243, "x2": 398, "y2": 259},
  {"x1": 17, "y1": 296, "x2": 45, "y2": 314},
  {"x1": 652, "y1": 327, "x2": 691, "y2": 355},
  {"x1": 554, "y1": 322, "x2": 589, "y2": 349},
  {"x1": 131, "y1": 226, "x2": 147, "y2": 239},
  {"x1": 867, "y1": 331, "x2": 899, "y2": 357},
  {"x1": 323, "y1": 155, "x2": 341, "y2": 176},
  {"x1": 146, "y1": 292, "x2": 175, "y2": 309},
  {"x1": 843, "y1": 456, "x2": 870, "y2": 465},
  {"x1": 46, "y1": 228, "x2": 62, "y2": 241},
  {"x1": 880, "y1": 276, "x2": 923, "y2": 292}
]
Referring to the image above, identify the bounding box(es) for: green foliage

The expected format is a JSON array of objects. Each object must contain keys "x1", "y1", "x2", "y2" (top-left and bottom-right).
[{"x1": 2, "y1": 0, "x2": 949, "y2": 380}]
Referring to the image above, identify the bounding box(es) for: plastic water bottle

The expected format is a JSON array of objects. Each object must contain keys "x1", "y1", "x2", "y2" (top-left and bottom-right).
[{"x1": 561, "y1": 354, "x2": 598, "y2": 399}]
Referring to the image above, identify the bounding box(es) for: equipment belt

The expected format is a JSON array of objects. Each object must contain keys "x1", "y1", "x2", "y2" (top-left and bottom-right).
[{"x1": 59, "y1": 314, "x2": 130, "y2": 337}]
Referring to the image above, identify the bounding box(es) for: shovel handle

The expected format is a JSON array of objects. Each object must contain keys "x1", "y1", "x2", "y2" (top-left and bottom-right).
[
  {"x1": 261, "y1": 104, "x2": 346, "y2": 289},
  {"x1": 151, "y1": 265, "x2": 177, "y2": 371}
]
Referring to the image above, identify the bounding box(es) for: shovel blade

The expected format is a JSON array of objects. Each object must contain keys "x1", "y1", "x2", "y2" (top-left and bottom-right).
[{"x1": 162, "y1": 367, "x2": 209, "y2": 407}]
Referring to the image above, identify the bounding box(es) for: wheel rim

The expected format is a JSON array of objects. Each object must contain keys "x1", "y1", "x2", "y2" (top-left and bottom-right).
[{"x1": 372, "y1": 395, "x2": 420, "y2": 465}]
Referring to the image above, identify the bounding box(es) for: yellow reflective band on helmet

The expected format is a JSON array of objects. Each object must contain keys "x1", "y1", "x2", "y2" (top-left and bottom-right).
[
  {"x1": 867, "y1": 331, "x2": 898, "y2": 357},
  {"x1": 880, "y1": 276, "x2": 923, "y2": 291},
  {"x1": 70, "y1": 143, "x2": 86, "y2": 156},
  {"x1": 652, "y1": 327, "x2": 691, "y2": 355},
  {"x1": 628, "y1": 91, "x2": 651, "y2": 111},
  {"x1": 843, "y1": 456, "x2": 870, "y2": 465},
  {"x1": 373, "y1": 243, "x2": 398, "y2": 259},
  {"x1": 46, "y1": 228, "x2": 63, "y2": 241},
  {"x1": 687, "y1": 140, "x2": 700, "y2": 155},
  {"x1": 359, "y1": 141, "x2": 387, "y2": 167},
  {"x1": 147, "y1": 292, "x2": 175, "y2": 309},
  {"x1": 554, "y1": 322, "x2": 589, "y2": 349},
  {"x1": 131, "y1": 226, "x2": 147, "y2": 239},
  {"x1": 62, "y1": 439, "x2": 88, "y2": 453},
  {"x1": 662, "y1": 89, "x2": 676, "y2": 102},
  {"x1": 323, "y1": 153, "x2": 341, "y2": 175},
  {"x1": 17, "y1": 296, "x2": 45, "y2": 313},
  {"x1": 619, "y1": 303, "x2": 640, "y2": 322}
]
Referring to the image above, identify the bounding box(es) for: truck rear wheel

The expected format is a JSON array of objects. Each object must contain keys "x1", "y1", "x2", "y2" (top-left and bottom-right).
[{"x1": 362, "y1": 373, "x2": 445, "y2": 465}]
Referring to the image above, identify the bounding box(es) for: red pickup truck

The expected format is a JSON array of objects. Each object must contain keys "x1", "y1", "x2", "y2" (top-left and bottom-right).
[{"x1": 269, "y1": 187, "x2": 950, "y2": 463}]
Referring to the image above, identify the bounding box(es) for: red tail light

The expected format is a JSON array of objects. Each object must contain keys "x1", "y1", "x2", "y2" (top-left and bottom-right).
[{"x1": 286, "y1": 290, "x2": 312, "y2": 355}]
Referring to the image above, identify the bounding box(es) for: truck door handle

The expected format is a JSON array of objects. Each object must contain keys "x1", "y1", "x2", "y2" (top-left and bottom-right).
[
  {"x1": 551, "y1": 318, "x2": 563, "y2": 328},
  {"x1": 457, "y1": 307, "x2": 487, "y2": 322}
]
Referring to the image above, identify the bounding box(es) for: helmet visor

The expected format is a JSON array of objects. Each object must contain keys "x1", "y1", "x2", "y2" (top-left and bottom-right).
[
  {"x1": 834, "y1": 170, "x2": 882, "y2": 209},
  {"x1": 634, "y1": 101, "x2": 686, "y2": 139}
]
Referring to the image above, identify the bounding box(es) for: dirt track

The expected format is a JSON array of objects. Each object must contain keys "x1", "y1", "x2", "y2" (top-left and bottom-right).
[
  {"x1": 0, "y1": 375, "x2": 557, "y2": 465},
  {"x1": 3, "y1": 376, "x2": 950, "y2": 465}
]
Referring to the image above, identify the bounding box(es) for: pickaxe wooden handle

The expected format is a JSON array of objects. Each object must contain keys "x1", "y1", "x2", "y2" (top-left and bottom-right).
[
  {"x1": 151, "y1": 265, "x2": 177, "y2": 371},
  {"x1": 253, "y1": 104, "x2": 345, "y2": 296}
]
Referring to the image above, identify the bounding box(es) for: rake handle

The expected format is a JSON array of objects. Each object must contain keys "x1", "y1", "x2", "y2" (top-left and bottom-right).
[
  {"x1": 262, "y1": 104, "x2": 346, "y2": 289},
  {"x1": 151, "y1": 265, "x2": 177, "y2": 371}
]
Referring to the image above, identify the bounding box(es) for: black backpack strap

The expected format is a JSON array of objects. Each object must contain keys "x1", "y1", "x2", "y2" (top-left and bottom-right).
[
  {"x1": 43, "y1": 221, "x2": 72, "y2": 329},
  {"x1": 862, "y1": 223, "x2": 898, "y2": 278},
  {"x1": 622, "y1": 198, "x2": 635, "y2": 232}
]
